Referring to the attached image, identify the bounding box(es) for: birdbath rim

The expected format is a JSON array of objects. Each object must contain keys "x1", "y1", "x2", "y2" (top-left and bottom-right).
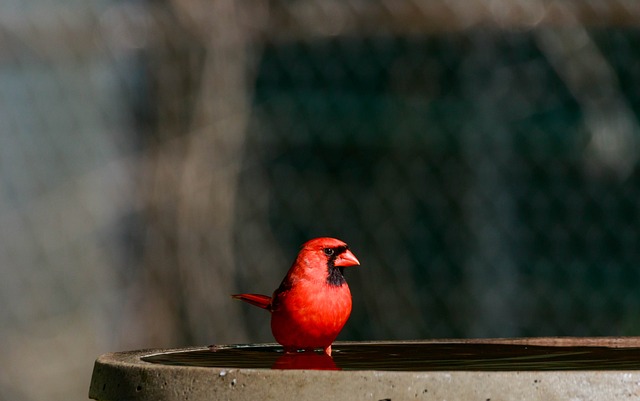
[{"x1": 89, "y1": 337, "x2": 640, "y2": 401}]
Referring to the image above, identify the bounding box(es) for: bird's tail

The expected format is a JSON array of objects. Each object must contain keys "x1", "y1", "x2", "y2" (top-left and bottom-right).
[{"x1": 232, "y1": 293, "x2": 272, "y2": 310}]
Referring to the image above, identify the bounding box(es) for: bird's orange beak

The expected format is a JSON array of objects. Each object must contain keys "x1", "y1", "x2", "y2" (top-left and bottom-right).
[{"x1": 334, "y1": 249, "x2": 360, "y2": 267}]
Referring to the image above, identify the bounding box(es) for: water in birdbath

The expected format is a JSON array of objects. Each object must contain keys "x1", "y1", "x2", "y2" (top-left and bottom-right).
[{"x1": 142, "y1": 341, "x2": 640, "y2": 371}]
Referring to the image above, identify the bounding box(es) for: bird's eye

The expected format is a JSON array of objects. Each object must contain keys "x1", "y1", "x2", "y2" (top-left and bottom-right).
[{"x1": 323, "y1": 248, "x2": 334, "y2": 256}]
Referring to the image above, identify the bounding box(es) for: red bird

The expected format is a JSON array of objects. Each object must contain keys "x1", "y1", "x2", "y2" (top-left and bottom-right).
[{"x1": 232, "y1": 237, "x2": 360, "y2": 356}]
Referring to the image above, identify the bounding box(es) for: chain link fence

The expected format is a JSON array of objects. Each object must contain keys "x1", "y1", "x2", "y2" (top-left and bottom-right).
[{"x1": 2, "y1": 0, "x2": 640, "y2": 399}]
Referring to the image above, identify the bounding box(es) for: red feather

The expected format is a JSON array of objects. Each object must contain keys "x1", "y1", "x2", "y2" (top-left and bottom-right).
[
  {"x1": 232, "y1": 237, "x2": 360, "y2": 356},
  {"x1": 231, "y1": 293, "x2": 272, "y2": 310}
]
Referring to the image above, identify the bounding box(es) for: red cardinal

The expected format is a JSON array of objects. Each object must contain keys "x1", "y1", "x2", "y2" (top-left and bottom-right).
[{"x1": 232, "y1": 237, "x2": 360, "y2": 356}]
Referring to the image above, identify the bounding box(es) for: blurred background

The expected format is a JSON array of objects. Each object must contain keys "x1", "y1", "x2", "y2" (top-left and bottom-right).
[{"x1": 2, "y1": 0, "x2": 640, "y2": 399}]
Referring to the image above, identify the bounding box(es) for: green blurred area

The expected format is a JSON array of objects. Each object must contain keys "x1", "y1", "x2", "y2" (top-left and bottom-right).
[{"x1": 247, "y1": 30, "x2": 640, "y2": 339}]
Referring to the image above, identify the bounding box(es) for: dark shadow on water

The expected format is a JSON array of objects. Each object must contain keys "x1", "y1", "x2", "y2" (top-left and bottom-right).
[{"x1": 142, "y1": 342, "x2": 640, "y2": 371}]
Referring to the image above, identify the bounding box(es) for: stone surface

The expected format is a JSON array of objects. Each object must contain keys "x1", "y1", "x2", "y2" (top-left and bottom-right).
[{"x1": 89, "y1": 339, "x2": 640, "y2": 401}]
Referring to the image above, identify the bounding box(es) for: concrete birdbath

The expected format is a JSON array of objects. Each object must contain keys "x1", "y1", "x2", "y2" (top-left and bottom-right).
[{"x1": 89, "y1": 337, "x2": 640, "y2": 401}]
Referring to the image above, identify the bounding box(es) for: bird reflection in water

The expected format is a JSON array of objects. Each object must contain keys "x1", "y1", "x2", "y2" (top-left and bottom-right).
[{"x1": 272, "y1": 351, "x2": 340, "y2": 370}]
